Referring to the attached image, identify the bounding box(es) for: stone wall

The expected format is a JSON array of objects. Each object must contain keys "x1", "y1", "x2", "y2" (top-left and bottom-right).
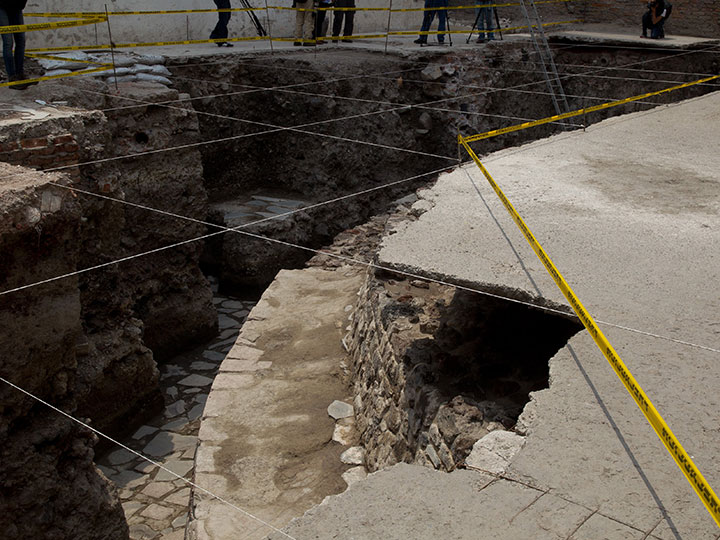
[
  {"x1": 344, "y1": 192, "x2": 581, "y2": 473},
  {"x1": 346, "y1": 267, "x2": 520, "y2": 472}
]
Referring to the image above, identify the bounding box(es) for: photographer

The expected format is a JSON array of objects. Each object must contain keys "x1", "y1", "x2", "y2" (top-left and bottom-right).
[{"x1": 641, "y1": 0, "x2": 668, "y2": 39}]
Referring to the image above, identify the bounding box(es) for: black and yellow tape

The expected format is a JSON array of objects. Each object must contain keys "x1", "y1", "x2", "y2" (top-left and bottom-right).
[
  {"x1": 458, "y1": 94, "x2": 720, "y2": 528},
  {"x1": 463, "y1": 73, "x2": 720, "y2": 143},
  {"x1": 0, "y1": 64, "x2": 112, "y2": 88},
  {"x1": 22, "y1": 0, "x2": 575, "y2": 18},
  {"x1": 0, "y1": 16, "x2": 105, "y2": 35}
]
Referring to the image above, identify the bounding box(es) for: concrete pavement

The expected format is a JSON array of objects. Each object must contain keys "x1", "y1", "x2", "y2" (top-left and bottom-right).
[{"x1": 277, "y1": 91, "x2": 720, "y2": 538}]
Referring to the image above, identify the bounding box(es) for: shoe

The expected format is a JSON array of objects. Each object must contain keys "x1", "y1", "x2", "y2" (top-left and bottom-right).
[
  {"x1": 294, "y1": 41, "x2": 302, "y2": 46},
  {"x1": 217, "y1": 42, "x2": 234, "y2": 47},
  {"x1": 316, "y1": 40, "x2": 326, "y2": 44},
  {"x1": 413, "y1": 38, "x2": 426, "y2": 44},
  {"x1": 332, "y1": 39, "x2": 338, "y2": 43},
  {"x1": 344, "y1": 39, "x2": 352, "y2": 43},
  {"x1": 18, "y1": 72, "x2": 38, "y2": 87},
  {"x1": 303, "y1": 42, "x2": 316, "y2": 47},
  {"x1": 8, "y1": 74, "x2": 28, "y2": 90}
]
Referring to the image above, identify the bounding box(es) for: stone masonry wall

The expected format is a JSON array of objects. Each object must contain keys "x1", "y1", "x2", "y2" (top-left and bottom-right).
[{"x1": 346, "y1": 266, "x2": 516, "y2": 473}]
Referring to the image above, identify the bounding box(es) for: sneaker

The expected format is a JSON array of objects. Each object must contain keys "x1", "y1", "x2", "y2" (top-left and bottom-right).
[
  {"x1": 413, "y1": 38, "x2": 426, "y2": 44},
  {"x1": 294, "y1": 41, "x2": 302, "y2": 46}
]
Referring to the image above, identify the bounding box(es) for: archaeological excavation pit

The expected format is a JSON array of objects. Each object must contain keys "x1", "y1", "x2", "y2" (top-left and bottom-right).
[{"x1": 1, "y1": 23, "x2": 719, "y2": 540}]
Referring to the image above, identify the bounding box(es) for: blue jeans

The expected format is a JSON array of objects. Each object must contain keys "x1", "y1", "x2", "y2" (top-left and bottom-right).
[
  {"x1": 474, "y1": 3, "x2": 494, "y2": 40},
  {"x1": 419, "y1": 0, "x2": 448, "y2": 43},
  {"x1": 0, "y1": 8, "x2": 25, "y2": 77}
]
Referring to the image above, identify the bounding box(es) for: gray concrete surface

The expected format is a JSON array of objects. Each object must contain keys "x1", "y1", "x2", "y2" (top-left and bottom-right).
[
  {"x1": 279, "y1": 92, "x2": 720, "y2": 538},
  {"x1": 189, "y1": 267, "x2": 363, "y2": 540}
]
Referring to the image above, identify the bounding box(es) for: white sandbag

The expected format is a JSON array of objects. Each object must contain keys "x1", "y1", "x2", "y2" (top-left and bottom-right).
[
  {"x1": 135, "y1": 54, "x2": 166, "y2": 66},
  {"x1": 37, "y1": 51, "x2": 92, "y2": 71},
  {"x1": 148, "y1": 64, "x2": 171, "y2": 76},
  {"x1": 89, "y1": 67, "x2": 131, "y2": 77},
  {"x1": 135, "y1": 73, "x2": 172, "y2": 86},
  {"x1": 105, "y1": 75, "x2": 139, "y2": 84},
  {"x1": 44, "y1": 69, "x2": 73, "y2": 77}
]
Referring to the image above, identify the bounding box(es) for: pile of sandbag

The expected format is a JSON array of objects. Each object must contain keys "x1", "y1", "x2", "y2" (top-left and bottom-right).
[{"x1": 39, "y1": 51, "x2": 173, "y2": 87}]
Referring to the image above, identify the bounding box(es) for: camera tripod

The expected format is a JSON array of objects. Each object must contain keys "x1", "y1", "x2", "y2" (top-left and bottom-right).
[
  {"x1": 466, "y1": 5, "x2": 502, "y2": 43},
  {"x1": 238, "y1": 0, "x2": 267, "y2": 37}
]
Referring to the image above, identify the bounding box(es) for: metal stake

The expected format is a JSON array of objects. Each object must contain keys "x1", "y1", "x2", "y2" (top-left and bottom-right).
[
  {"x1": 384, "y1": 0, "x2": 393, "y2": 55},
  {"x1": 104, "y1": 5, "x2": 119, "y2": 91},
  {"x1": 264, "y1": 0, "x2": 274, "y2": 54}
]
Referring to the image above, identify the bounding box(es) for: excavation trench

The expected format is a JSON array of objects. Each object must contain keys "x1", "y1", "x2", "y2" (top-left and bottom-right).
[{"x1": 1, "y1": 40, "x2": 718, "y2": 540}]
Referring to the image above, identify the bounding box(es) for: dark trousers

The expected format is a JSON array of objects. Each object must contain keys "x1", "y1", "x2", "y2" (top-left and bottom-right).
[
  {"x1": 418, "y1": 0, "x2": 447, "y2": 43},
  {"x1": 332, "y1": 0, "x2": 355, "y2": 37},
  {"x1": 0, "y1": 8, "x2": 25, "y2": 77},
  {"x1": 642, "y1": 11, "x2": 665, "y2": 38},
  {"x1": 315, "y1": 8, "x2": 327, "y2": 38},
  {"x1": 210, "y1": 0, "x2": 231, "y2": 39}
]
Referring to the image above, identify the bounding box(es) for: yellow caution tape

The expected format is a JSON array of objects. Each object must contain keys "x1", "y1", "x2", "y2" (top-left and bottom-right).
[
  {"x1": 459, "y1": 131, "x2": 720, "y2": 528},
  {"x1": 0, "y1": 64, "x2": 112, "y2": 88},
  {"x1": 393, "y1": 19, "x2": 577, "y2": 37},
  {"x1": 26, "y1": 52, "x2": 108, "y2": 65},
  {"x1": 25, "y1": 17, "x2": 577, "y2": 54},
  {"x1": 464, "y1": 72, "x2": 720, "y2": 143},
  {"x1": 0, "y1": 17, "x2": 105, "y2": 34},
  {"x1": 24, "y1": 0, "x2": 577, "y2": 18}
]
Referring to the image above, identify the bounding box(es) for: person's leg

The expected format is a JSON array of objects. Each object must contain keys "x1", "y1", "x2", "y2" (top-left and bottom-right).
[
  {"x1": 315, "y1": 9, "x2": 326, "y2": 41},
  {"x1": 295, "y1": 1, "x2": 306, "y2": 42},
  {"x1": 210, "y1": 0, "x2": 229, "y2": 39},
  {"x1": 652, "y1": 19, "x2": 665, "y2": 38},
  {"x1": 416, "y1": 10, "x2": 435, "y2": 43},
  {"x1": 10, "y1": 11, "x2": 25, "y2": 74},
  {"x1": 344, "y1": 0, "x2": 355, "y2": 37},
  {"x1": 0, "y1": 8, "x2": 17, "y2": 77},
  {"x1": 474, "y1": 7, "x2": 487, "y2": 42},
  {"x1": 332, "y1": 0, "x2": 345, "y2": 38},
  {"x1": 301, "y1": 1, "x2": 315, "y2": 42},
  {"x1": 437, "y1": 7, "x2": 446, "y2": 43},
  {"x1": 483, "y1": 5, "x2": 494, "y2": 40},
  {"x1": 218, "y1": 0, "x2": 231, "y2": 39},
  {"x1": 641, "y1": 11, "x2": 650, "y2": 37}
]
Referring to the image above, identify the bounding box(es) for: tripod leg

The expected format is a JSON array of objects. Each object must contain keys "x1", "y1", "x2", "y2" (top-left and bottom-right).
[
  {"x1": 494, "y1": 6, "x2": 502, "y2": 40},
  {"x1": 466, "y1": 9, "x2": 482, "y2": 43},
  {"x1": 446, "y1": 10, "x2": 452, "y2": 46}
]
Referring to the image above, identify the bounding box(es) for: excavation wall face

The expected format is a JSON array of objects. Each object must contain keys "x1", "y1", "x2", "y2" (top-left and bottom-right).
[
  {"x1": 173, "y1": 44, "x2": 719, "y2": 295},
  {"x1": 346, "y1": 265, "x2": 581, "y2": 472},
  {"x1": 17, "y1": 82, "x2": 218, "y2": 435},
  {"x1": 0, "y1": 164, "x2": 128, "y2": 540}
]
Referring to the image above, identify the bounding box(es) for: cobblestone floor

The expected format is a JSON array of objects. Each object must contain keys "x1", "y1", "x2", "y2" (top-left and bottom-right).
[{"x1": 96, "y1": 280, "x2": 255, "y2": 540}]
